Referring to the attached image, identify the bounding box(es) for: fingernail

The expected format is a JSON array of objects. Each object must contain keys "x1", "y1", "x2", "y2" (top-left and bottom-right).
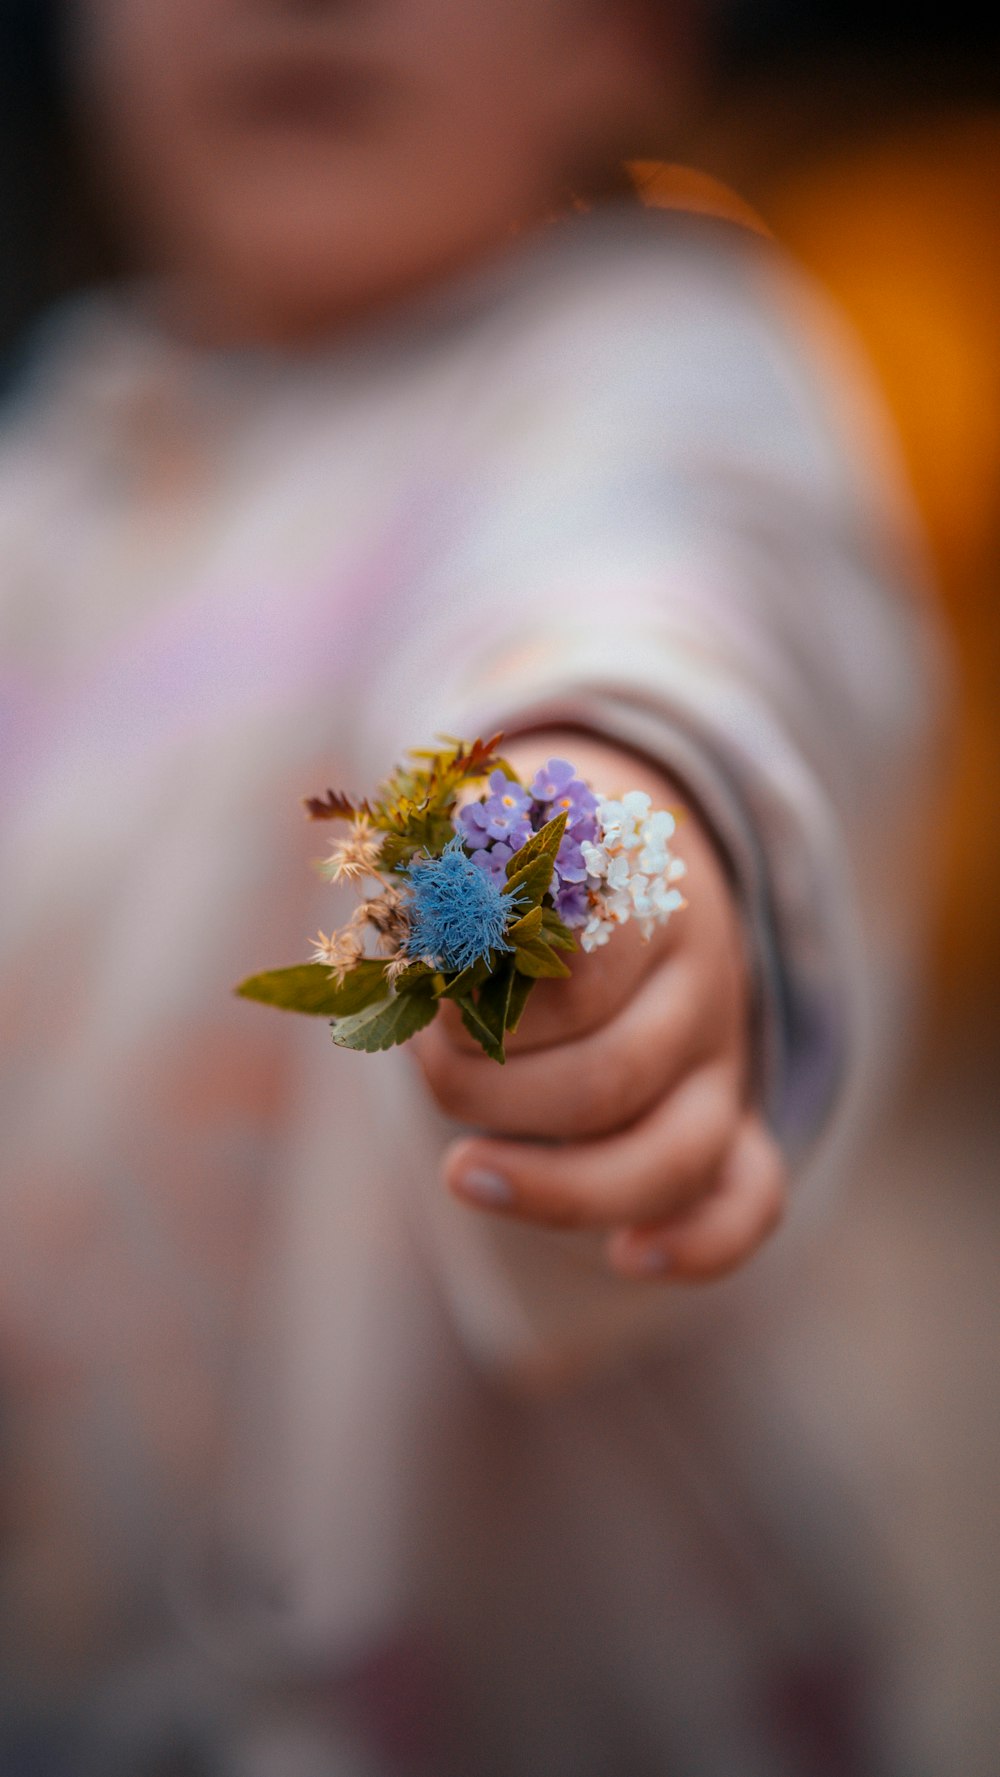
[{"x1": 454, "y1": 1167, "x2": 514, "y2": 1209}]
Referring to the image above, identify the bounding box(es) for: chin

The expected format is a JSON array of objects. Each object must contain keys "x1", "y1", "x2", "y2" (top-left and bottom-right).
[
  {"x1": 178, "y1": 176, "x2": 523, "y2": 346},
  {"x1": 201, "y1": 232, "x2": 457, "y2": 347},
  {"x1": 187, "y1": 218, "x2": 364, "y2": 343}
]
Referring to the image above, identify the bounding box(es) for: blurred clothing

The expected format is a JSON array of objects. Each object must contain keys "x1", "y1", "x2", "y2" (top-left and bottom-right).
[{"x1": 0, "y1": 207, "x2": 936, "y2": 1774}]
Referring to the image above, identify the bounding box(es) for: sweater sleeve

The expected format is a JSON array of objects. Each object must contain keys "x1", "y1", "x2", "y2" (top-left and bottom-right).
[{"x1": 359, "y1": 216, "x2": 944, "y2": 1379}]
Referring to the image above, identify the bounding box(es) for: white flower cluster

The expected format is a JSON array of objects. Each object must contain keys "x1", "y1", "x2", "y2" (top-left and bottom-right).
[{"x1": 579, "y1": 791, "x2": 687, "y2": 952}]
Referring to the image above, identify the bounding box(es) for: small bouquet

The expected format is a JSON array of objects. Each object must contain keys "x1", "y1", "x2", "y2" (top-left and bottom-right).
[{"x1": 237, "y1": 736, "x2": 687, "y2": 1063}]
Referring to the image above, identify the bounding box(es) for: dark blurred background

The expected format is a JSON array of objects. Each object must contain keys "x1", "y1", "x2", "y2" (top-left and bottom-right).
[{"x1": 1, "y1": 2, "x2": 997, "y2": 1769}]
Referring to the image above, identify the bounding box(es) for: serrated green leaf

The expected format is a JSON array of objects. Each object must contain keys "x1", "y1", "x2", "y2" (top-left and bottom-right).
[
  {"x1": 392, "y1": 962, "x2": 438, "y2": 996},
  {"x1": 236, "y1": 959, "x2": 388, "y2": 1016},
  {"x1": 371, "y1": 735, "x2": 511, "y2": 863},
  {"x1": 330, "y1": 991, "x2": 438, "y2": 1052},
  {"x1": 376, "y1": 832, "x2": 424, "y2": 871},
  {"x1": 514, "y1": 938, "x2": 572, "y2": 979},
  {"x1": 456, "y1": 994, "x2": 506, "y2": 1063}
]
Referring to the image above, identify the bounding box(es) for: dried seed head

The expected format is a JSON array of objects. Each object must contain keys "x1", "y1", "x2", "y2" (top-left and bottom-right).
[
  {"x1": 320, "y1": 815, "x2": 384, "y2": 884},
  {"x1": 309, "y1": 926, "x2": 364, "y2": 983}
]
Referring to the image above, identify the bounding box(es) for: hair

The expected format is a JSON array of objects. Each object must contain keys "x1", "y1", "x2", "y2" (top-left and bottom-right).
[{"x1": 0, "y1": 0, "x2": 114, "y2": 384}]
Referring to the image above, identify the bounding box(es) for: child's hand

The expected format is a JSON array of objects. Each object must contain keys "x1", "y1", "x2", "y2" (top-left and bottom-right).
[{"x1": 413, "y1": 736, "x2": 787, "y2": 1283}]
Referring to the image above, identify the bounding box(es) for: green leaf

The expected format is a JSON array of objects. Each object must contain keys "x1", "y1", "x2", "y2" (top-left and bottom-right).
[
  {"x1": 504, "y1": 811, "x2": 568, "y2": 910},
  {"x1": 475, "y1": 958, "x2": 516, "y2": 1044},
  {"x1": 376, "y1": 833, "x2": 419, "y2": 871},
  {"x1": 370, "y1": 735, "x2": 510, "y2": 861},
  {"x1": 507, "y1": 905, "x2": 543, "y2": 943},
  {"x1": 235, "y1": 959, "x2": 388, "y2": 1016},
  {"x1": 331, "y1": 991, "x2": 439, "y2": 1052},
  {"x1": 392, "y1": 962, "x2": 438, "y2": 996},
  {"x1": 514, "y1": 938, "x2": 572, "y2": 979},
  {"x1": 540, "y1": 906, "x2": 577, "y2": 951},
  {"x1": 456, "y1": 994, "x2": 506, "y2": 1064},
  {"x1": 505, "y1": 971, "x2": 536, "y2": 1034},
  {"x1": 438, "y1": 958, "x2": 491, "y2": 1000},
  {"x1": 505, "y1": 811, "x2": 568, "y2": 876},
  {"x1": 504, "y1": 856, "x2": 555, "y2": 911}
]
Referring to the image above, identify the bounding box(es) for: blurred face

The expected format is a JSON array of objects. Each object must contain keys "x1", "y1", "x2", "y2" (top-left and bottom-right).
[{"x1": 73, "y1": 0, "x2": 672, "y2": 343}]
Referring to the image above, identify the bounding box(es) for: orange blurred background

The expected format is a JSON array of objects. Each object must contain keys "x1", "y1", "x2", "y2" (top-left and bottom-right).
[{"x1": 638, "y1": 107, "x2": 1000, "y2": 1019}]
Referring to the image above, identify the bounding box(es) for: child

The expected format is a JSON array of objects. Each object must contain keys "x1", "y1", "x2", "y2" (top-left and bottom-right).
[{"x1": 0, "y1": 2, "x2": 936, "y2": 1772}]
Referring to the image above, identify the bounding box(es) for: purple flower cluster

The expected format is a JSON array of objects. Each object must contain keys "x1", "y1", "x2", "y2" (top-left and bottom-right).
[
  {"x1": 456, "y1": 770, "x2": 533, "y2": 883},
  {"x1": 455, "y1": 759, "x2": 599, "y2": 927}
]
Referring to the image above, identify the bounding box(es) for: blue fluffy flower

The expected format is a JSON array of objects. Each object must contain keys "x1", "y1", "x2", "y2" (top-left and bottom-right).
[{"x1": 403, "y1": 837, "x2": 514, "y2": 972}]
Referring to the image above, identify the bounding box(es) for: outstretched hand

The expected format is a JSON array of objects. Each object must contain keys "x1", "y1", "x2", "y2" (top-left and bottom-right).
[{"x1": 413, "y1": 734, "x2": 786, "y2": 1282}]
